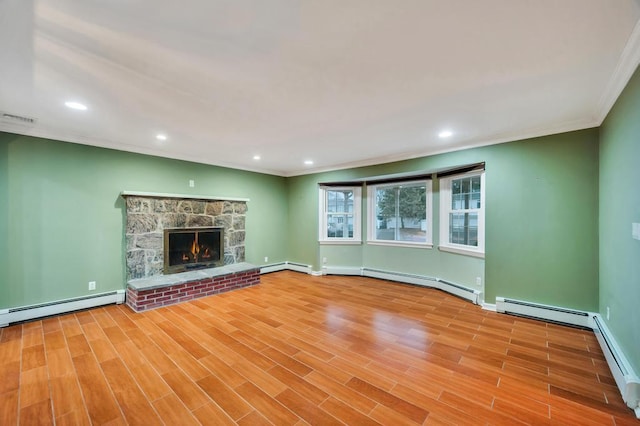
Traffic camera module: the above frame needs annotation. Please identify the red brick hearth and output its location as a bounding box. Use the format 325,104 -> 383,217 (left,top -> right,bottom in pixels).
126,263 -> 260,312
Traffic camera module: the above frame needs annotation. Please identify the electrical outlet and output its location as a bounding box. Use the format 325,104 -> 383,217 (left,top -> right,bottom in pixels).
476,276 -> 482,286
323,257 -> 327,264
264,256 -> 268,263
88,281 -> 96,291
606,306 -> 610,321
632,223 -> 640,240
189,179 -> 195,188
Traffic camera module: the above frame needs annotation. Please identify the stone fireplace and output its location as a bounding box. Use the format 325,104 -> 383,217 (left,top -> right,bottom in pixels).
121,192 -> 259,312
124,195 -> 247,280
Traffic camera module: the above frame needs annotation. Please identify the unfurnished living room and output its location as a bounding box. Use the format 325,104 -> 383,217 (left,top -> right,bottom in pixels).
1,1 -> 640,425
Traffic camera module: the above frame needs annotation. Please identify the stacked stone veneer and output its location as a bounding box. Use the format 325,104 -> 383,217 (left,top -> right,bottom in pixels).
124,196 -> 247,280
126,264 -> 260,312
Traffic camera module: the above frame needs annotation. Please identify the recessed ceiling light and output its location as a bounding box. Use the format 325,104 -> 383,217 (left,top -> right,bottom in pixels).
253,155 -> 261,160
65,101 -> 88,111
304,160 -> 314,165
156,134 -> 167,141
438,130 -> 453,138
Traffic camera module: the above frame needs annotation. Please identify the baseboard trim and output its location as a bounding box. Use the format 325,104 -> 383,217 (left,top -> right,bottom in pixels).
482,303 -> 497,312
0,290 -> 125,327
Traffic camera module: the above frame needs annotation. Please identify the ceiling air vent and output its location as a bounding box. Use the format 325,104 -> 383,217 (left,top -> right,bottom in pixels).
1,112 -> 37,126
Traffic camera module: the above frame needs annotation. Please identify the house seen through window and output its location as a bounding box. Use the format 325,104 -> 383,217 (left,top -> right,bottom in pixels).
319,186 -> 361,243
439,171 -> 485,256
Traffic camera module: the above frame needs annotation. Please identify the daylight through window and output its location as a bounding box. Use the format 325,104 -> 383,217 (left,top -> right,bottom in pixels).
439,171 -> 485,256
368,180 -> 432,246
318,186 -> 362,243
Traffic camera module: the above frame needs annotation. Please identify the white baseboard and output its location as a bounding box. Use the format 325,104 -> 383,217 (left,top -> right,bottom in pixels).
0,290 -> 125,327
482,303 -> 497,311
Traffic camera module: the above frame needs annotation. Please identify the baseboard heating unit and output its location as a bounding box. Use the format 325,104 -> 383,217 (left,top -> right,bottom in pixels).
495,297 -> 592,328
0,290 -> 126,327
360,267 -> 480,304
593,316 -> 640,417
260,261 -> 313,275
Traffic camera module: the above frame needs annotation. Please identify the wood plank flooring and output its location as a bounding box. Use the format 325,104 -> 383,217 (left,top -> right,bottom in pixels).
1,271 -> 638,425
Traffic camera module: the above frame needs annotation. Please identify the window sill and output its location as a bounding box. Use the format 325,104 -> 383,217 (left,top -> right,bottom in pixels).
319,240 -> 362,245
367,241 -> 433,249
438,245 -> 485,259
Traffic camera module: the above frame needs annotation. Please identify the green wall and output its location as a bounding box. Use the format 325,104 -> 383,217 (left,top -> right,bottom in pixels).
484,130 -> 599,308
599,65 -> 640,374
0,138 -> 8,307
288,128 -> 599,309
0,133 -> 288,309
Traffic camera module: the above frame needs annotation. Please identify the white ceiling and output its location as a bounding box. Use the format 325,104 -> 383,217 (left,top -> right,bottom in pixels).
1,1 -> 640,176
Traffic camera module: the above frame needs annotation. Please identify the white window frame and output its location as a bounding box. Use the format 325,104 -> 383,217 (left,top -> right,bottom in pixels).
367,180 -> 433,248
318,186 -> 362,244
439,171 -> 485,258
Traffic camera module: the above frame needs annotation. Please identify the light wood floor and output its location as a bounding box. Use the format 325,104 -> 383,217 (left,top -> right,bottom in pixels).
1,271 -> 637,425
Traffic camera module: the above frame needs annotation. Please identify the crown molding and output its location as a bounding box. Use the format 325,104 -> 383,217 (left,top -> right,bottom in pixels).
596,18 -> 640,124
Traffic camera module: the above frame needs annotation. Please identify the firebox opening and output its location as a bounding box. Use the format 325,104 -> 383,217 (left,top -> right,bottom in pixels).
164,227 -> 224,274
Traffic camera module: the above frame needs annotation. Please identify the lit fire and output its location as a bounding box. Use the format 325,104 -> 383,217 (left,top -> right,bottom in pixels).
181,239 -> 210,262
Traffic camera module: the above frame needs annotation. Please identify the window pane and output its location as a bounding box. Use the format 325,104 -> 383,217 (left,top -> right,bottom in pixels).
452,193 -> 464,210
327,190 -> 353,213
449,212 -> 478,246
461,178 -> 470,195
375,186 -> 396,240
327,191 -> 336,212
397,185 -> 426,242
374,183 -> 427,243
375,187 -> 396,219
451,179 -> 463,209
472,176 -> 481,193
470,176 -> 481,209
451,176 -> 481,210
327,214 -> 353,238
375,222 -> 395,240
